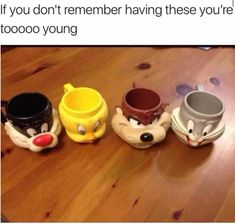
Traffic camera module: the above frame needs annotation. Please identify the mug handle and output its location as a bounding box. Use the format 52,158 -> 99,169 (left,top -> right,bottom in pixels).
1,100 -> 8,124
195,84 -> 204,91
64,83 -> 74,93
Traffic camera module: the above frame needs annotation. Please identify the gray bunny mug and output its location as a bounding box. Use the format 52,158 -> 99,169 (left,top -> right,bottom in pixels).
172,85 -> 225,147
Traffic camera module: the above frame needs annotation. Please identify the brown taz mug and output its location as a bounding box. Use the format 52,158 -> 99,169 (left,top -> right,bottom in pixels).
112,87 -> 171,149
121,88 -> 167,125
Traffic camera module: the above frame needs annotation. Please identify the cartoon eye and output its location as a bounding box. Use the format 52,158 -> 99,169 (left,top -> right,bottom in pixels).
187,120 -> 194,134
202,124 -> 213,136
41,123 -> 48,133
93,121 -> 100,132
26,128 -> 37,137
129,118 -> 145,129
77,125 -> 86,135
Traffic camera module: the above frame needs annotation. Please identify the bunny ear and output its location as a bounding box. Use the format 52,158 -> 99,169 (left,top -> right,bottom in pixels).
161,102 -> 169,112
115,106 -> 123,115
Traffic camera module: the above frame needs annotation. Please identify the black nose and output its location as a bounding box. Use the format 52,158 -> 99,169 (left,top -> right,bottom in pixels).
140,133 -> 153,142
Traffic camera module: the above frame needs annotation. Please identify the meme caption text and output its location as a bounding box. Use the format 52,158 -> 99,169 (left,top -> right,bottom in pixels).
1,1 -> 234,37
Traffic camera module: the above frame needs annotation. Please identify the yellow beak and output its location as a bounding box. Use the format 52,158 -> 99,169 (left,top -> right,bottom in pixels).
86,132 -> 95,141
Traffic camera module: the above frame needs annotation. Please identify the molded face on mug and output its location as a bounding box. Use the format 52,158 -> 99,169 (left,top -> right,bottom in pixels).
174,90 -> 225,147
59,84 -> 108,143
60,103 -> 108,143
171,107 -> 225,147
111,107 -> 171,149
4,109 -> 62,152
180,111 -> 221,138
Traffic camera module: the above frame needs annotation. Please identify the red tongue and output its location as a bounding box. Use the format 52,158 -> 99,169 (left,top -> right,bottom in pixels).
33,134 -> 53,146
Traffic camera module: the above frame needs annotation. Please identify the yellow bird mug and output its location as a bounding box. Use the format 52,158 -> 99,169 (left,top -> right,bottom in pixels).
59,83 -> 108,143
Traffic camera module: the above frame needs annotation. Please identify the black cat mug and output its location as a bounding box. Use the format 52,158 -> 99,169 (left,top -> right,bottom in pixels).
1,92 -> 62,152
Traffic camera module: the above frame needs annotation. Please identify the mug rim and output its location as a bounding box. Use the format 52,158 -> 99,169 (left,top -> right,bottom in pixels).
61,87 -> 103,115
6,92 -> 52,121
122,87 -> 162,113
183,90 -> 225,118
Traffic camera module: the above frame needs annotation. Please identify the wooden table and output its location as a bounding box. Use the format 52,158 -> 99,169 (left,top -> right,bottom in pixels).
1,47 -> 235,222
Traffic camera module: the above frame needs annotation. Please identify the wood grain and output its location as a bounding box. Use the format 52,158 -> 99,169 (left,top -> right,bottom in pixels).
1,47 -> 235,222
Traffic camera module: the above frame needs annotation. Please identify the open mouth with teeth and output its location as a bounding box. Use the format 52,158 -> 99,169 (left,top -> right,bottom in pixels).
185,135 -> 206,147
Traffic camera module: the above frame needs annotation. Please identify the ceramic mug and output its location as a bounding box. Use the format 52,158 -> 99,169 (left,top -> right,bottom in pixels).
59,83 -> 108,143
1,92 -> 62,152
171,85 -> 225,147
111,87 -> 171,149
180,87 -> 224,131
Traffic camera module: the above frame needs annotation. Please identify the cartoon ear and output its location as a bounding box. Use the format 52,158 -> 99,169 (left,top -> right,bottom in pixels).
157,112 -> 171,131
115,106 -> 123,115
161,103 -> 169,112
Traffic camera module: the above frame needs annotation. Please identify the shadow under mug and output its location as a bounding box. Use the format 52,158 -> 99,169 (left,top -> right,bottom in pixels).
180,89 -> 225,135
1,92 -> 61,152
121,87 -> 167,125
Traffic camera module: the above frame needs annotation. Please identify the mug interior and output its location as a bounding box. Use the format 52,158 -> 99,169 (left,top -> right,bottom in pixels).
64,88 -> 101,111
186,92 -> 223,115
8,93 -> 48,118
125,88 -> 160,110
